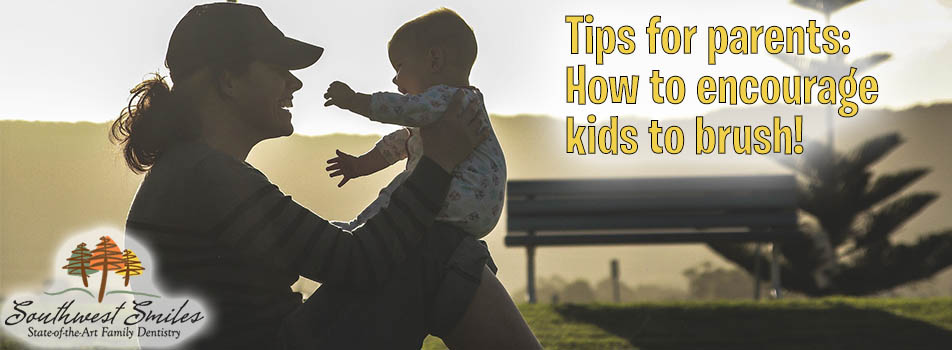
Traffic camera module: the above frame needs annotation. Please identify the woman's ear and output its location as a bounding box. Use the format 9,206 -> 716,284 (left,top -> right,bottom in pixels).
428,47 -> 445,72
216,68 -> 240,100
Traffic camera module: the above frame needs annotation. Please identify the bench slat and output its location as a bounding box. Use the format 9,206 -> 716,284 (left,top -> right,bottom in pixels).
508,192 -> 796,215
504,230 -> 801,246
507,175 -> 796,197
508,210 -> 797,231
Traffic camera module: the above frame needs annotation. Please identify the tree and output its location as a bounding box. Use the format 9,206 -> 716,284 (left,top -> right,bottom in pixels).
778,0 -> 890,146
115,249 -> 145,287
709,133 -> 952,296
791,0 -> 862,17
593,278 -> 688,302
90,236 -> 125,302
682,262 -> 765,300
561,279 -> 597,303
62,242 -> 97,287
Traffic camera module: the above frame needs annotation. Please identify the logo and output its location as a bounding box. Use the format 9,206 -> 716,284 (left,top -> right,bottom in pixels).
1,228 -> 210,348
60,236 -> 145,303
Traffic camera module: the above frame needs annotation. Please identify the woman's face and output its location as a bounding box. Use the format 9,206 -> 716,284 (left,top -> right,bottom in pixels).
228,61 -> 303,139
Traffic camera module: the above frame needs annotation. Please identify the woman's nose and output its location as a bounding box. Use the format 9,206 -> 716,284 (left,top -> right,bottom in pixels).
288,72 -> 303,92
391,76 -> 398,86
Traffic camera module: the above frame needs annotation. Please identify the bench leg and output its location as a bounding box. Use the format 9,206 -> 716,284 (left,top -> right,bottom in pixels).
753,243 -> 762,300
527,245 -> 536,304
610,259 -> 620,303
771,243 -> 783,299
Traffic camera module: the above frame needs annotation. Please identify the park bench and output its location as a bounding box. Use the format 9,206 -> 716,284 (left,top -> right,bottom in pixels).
504,175 -> 801,303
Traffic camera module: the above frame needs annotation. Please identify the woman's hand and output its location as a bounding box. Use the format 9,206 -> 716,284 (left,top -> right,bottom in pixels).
420,90 -> 489,173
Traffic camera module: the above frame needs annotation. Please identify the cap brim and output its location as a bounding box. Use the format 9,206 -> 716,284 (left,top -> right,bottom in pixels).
272,37 -> 323,70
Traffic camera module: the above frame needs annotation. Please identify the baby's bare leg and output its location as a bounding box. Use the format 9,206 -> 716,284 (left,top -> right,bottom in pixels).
442,266 -> 543,350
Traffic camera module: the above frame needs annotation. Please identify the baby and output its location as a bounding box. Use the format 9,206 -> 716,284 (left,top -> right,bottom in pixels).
323,8 -> 506,238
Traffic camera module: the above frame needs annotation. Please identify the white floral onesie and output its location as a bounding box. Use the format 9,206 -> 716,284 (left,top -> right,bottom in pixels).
332,85 -> 506,238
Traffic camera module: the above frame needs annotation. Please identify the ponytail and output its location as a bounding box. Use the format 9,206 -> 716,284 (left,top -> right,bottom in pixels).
110,73 -> 198,174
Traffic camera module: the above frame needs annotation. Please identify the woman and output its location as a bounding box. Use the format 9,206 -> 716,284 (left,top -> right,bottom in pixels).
110,3 -> 540,349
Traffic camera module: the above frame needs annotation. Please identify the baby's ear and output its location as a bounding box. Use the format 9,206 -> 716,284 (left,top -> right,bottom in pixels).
428,47 -> 445,72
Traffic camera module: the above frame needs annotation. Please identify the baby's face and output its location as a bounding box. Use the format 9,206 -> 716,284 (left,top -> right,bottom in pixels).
388,41 -> 430,95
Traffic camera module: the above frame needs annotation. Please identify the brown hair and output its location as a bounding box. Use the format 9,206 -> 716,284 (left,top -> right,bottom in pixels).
110,59 -> 253,174
391,8 -> 478,74
109,73 -> 196,174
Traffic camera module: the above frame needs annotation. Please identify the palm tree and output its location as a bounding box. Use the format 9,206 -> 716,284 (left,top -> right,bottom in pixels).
709,133 -> 952,296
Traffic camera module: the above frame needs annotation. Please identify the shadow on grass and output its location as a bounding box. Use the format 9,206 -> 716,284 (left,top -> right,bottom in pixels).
553,301 -> 952,350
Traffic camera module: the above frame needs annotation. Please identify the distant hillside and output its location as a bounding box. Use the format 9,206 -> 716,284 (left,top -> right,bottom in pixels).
3,103 -> 951,297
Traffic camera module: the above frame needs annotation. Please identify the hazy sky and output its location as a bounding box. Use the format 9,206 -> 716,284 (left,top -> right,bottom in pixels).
2,0 -> 950,136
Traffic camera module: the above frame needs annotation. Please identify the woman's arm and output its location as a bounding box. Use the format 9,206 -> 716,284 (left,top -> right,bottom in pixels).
202,155 -> 450,289
200,91 -> 485,290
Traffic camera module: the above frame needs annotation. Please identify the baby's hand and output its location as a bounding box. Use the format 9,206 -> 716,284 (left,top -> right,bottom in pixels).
324,81 -> 356,109
326,149 -> 364,187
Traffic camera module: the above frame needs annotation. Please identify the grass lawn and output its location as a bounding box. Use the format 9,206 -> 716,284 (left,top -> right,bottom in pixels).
422,297 -> 952,350
3,297 -> 949,349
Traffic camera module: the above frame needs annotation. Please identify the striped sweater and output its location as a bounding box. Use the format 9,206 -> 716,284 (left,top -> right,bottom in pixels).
125,140 -> 451,346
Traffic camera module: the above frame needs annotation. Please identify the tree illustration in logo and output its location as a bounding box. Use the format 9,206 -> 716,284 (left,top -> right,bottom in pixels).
89,236 -> 125,302
115,249 -> 145,286
62,242 -> 98,287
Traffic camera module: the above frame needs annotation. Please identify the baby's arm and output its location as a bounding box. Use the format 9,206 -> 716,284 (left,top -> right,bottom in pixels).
324,81 -> 372,118
367,88 -> 454,127
373,128 -> 411,165
325,129 -> 410,187
325,81 -> 462,127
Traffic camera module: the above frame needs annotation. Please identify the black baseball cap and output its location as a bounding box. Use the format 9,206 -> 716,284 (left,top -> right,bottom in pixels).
165,2 -> 323,78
